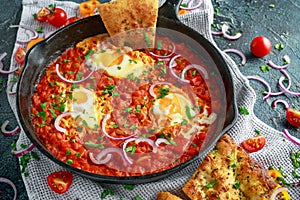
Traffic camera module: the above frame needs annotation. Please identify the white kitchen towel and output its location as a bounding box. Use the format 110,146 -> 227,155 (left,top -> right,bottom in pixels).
6,0 -> 300,199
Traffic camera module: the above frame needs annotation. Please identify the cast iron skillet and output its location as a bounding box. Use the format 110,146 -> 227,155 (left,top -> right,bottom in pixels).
17,0 -> 237,184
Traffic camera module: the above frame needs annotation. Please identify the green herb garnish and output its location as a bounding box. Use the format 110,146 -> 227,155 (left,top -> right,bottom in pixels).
84,141 -> 104,149
157,87 -> 170,99
239,106 -> 249,115
204,179 -> 218,188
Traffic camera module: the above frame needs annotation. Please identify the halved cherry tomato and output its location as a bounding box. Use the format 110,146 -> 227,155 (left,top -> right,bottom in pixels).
64,16 -> 82,26
47,171 -> 73,194
286,108 -> 300,127
14,46 -> 26,64
34,7 -> 50,22
47,7 -> 67,28
241,134 -> 266,153
250,36 -> 272,57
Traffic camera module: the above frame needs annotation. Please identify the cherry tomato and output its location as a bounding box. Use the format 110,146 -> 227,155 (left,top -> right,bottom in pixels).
47,171 -> 73,194
64,16 -> 81,26
34,7 -> 50,22
47,7 -> 67,28
241,134 -> 266,153
286,108 -> 300,127
250,36 -> 272,57
14,46 -> 26,64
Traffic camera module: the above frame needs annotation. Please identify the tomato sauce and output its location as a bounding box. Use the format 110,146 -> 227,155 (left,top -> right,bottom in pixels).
31,34 -> 223,176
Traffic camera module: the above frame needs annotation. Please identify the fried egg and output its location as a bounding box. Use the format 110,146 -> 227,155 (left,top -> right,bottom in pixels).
152,92 -> 197,127
85,49 -> 147,79
68,87 -> 100,129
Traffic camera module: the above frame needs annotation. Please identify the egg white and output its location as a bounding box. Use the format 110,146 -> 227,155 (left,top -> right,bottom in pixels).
152,92 -> 196,126
68,87 -> 100,129
86,49 -> 146,79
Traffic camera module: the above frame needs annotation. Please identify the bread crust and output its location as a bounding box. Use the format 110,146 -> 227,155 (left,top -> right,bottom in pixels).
182,134 -> 277,200
157,192 -> 183,200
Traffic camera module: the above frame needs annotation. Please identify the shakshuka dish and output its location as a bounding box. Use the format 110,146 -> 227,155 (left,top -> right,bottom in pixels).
30,33 -> 225,176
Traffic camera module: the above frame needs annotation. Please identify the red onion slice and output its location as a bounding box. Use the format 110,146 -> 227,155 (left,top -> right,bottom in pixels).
54,112 -> 76,133
12,143 -> 35,157
149,81 -> 172,98
168,54 -> 191,84
135,137 -> 157,153
246,75 -> 272,100
10,25 -> 39,44
155,138 -> 169,147
0,52 -> 7,61
271,99 -> 290,109
282,129 -> 300,146
223,48 -> 246,66
264,69 -> 291,97
149,42 -> 176,59
267,55 -> 290,70
211,30 -> 223,36
181,64 -> 209,83
279,76 -> 300,96
0,52 -> 20,74
89,152 -> 112,165
1,120 -> 21,137
6,82 -> 17,95
180,0 -> 203,11
122,138 -> 136,165
0,177 -> 17,200
122,137 -> 156,164
0,62 -> 20,74
102,114 -> 137,140
56,63 -> 95,84
221,24 -> 242,40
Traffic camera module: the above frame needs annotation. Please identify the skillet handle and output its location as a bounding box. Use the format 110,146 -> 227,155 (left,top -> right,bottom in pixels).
159,0 -> 183,21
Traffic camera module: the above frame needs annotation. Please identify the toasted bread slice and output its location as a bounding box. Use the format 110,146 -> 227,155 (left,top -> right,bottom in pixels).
97,0 -> 158,36
157,192 -> 183,200
182,134 -> 278,200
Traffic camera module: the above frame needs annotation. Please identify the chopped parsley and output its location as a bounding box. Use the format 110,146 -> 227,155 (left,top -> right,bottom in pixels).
127,73 -> 134,80
157,87 -> 170,99
185,106 -> 195,119
181,119 -> 188,125
238,106 -> 249,115
101,189 -> 115,199
129,59 -> 137,64
136,105 -> 141,113
269,4 -> 275,8
84,141 -> 104,149
143,31 -> 151,47
130,124 -> 138,130
124,184 -> 134,190
254,129 -> 261,134
66,159 -> 73,165
204,179 -> 218,188
123,107 -> 133,113
35,26 -> 43,33
84,49 -> 94,59
260,65 -> 271,73
125,145 -> 136,155
160,66 -> 167,76
233,181 -> 241,189
157,40 -> 162,50
275,43 -> 284,51
66,150 -> 71,156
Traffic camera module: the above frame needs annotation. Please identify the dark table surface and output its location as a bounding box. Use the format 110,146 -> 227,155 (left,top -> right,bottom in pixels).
1,0 -> 300,199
